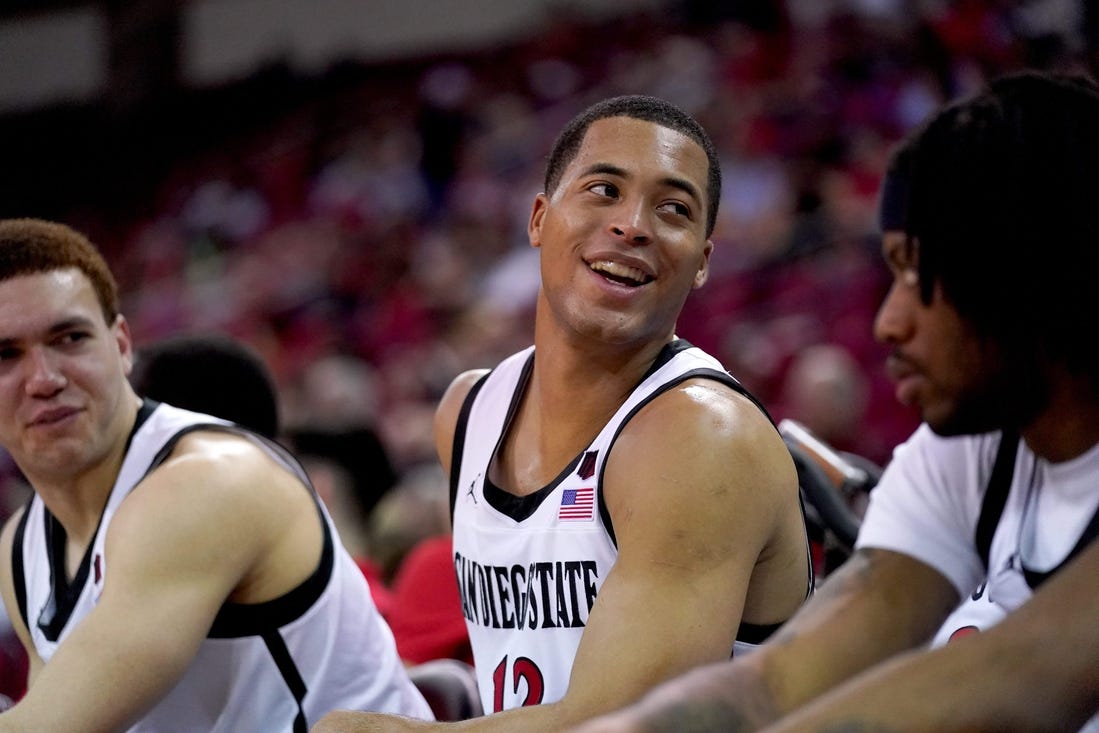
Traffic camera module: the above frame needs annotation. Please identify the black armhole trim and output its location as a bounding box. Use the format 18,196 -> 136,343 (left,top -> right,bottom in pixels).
449,372 -> 491,524
11,497 -> 32,631
735,619 -> 782,645
656,340 -> 777,424
262,630 -> 309,733
597,364 -> 764,549
976,431 -> 1019,571
141,420 -> 335,638
208,501 -> 334,638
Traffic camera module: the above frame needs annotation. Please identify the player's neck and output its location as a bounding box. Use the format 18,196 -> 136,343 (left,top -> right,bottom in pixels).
532,339 -> 664,415
1022,370 -> 1099,463
31,407 -> 136,546
533,315 -> 670,395
35,464 -> 118,545
494,336 -> 664,495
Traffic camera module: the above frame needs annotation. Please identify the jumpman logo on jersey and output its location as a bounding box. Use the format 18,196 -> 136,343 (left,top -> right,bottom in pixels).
467,474 -> 481,503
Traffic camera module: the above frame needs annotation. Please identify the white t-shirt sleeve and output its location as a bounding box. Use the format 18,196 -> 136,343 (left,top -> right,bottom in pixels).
855,424 -> 990,597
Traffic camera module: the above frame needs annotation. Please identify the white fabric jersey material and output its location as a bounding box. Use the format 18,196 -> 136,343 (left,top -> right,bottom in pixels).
13,401 -> 432,732
451,342 -> 772,714
857,424 -> 1099,731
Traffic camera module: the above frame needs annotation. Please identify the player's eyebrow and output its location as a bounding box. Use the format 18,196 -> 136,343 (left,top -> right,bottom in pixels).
0,316 -> 97,348
579,162 -> 703,206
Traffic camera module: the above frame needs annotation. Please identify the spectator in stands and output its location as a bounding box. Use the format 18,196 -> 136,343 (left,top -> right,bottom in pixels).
778,342 -> 869,457
369,463 -> 471,667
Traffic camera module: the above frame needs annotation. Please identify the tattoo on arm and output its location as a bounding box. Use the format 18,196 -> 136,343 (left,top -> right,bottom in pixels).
641,700 -> 762,733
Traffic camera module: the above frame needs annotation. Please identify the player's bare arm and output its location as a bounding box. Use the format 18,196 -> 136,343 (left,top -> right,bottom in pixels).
0,431 -> 322,732
575,548 -> 959,733
314,378 -> 804,733
558,380 -> 802,709
752,540 -> 1099,733
434,369 -> 491,476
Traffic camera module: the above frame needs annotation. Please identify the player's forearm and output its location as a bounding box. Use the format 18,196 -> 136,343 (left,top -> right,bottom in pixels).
760,637 -> 1094,733
314,701 -> 577,733
1,619 -> 199,733
569,656 -> 783,733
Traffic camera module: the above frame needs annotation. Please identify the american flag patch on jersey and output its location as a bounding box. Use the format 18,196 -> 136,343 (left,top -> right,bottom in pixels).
558,487 -> 595,521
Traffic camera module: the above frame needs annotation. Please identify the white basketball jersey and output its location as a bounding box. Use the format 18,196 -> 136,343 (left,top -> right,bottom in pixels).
450,341 -> 776,714
859,426 -> 1099,732
12,400 -> 431,732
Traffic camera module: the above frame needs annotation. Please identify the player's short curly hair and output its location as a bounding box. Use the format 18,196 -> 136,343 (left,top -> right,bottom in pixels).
884,70 -> 1099,386
543,95 -> 722,237
0,218 -> 120,324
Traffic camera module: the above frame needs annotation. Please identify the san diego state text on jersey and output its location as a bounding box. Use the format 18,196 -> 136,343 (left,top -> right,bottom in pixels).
455,552 -> 600,630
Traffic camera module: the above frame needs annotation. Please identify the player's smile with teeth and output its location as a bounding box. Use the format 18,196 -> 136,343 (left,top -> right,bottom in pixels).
588,260 -> 653,286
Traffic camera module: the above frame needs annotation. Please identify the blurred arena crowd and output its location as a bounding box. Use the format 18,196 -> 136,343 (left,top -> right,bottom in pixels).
0,0 -> 1094,696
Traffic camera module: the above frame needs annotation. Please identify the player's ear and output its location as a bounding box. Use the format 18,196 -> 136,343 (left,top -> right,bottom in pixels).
113,314 -> 135,376
528,193 -> 549,250
692,239 -> 714,289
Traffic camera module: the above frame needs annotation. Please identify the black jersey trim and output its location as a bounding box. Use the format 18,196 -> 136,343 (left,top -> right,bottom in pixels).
974,429 -> 1099,589
449,372 -> 491,524
483,452 -> 585,521
12,496 -> 32,631
262,629 -> 309,733
141,416 -> 336,638
595,343 -> 810,643
208,505 -> 334,637
734,619 -> 782,645
480,353 -> 570,522
976,431 -> 1019,571
30,400 -> 158,642
35,510 -> 95,641
640,338 -> 693,380
596,352 -> 766,548
1021,490 -> 1099,589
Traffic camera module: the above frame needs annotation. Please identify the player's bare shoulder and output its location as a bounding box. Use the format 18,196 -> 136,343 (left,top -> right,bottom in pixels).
162,429 -> 283,486
121,428 -> 309,535
436,369 -> 491,422
0,502 -> 27,587
435,368 -> 491,471
606,375 -> 797,525
634,376 -> 791,469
